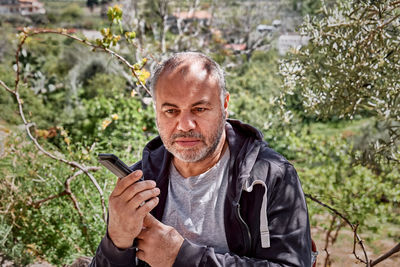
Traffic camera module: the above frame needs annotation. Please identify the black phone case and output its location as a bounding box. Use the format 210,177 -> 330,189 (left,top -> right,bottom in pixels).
98,153 -> 132,178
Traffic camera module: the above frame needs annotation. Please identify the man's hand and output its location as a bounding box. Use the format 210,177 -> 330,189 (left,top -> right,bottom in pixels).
136,214 -> 184,267
108,170 -> 160,249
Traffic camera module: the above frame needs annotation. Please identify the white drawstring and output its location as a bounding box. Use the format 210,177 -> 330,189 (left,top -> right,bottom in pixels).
242,180 -> 270,248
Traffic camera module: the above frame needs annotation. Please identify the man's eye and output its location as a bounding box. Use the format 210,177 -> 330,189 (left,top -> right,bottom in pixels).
165,109 -> 177,114
194,107 -> 206,113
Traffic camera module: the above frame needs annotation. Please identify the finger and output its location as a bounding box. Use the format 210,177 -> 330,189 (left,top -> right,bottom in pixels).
120,182 -> 159,203
143,213 -> 159,227
111,170 -> 153,197
136,197 -> 159,217
111,170 -> 143,197
125,187 -> 160,208
136,227 -> 150,240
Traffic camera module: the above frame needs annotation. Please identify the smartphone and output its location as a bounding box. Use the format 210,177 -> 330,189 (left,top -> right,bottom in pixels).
98,153 -> 133,178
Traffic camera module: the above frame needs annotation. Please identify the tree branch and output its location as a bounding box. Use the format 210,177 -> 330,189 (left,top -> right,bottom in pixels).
305,193 -> 369,265
31,167 -> 100,209
1,37 -> 108,222
352,224 -> 369,265
371,242 -> 400,266
323,215 -> 336,267
23,28 -> 151,96
0,80 -> 15,94
14,33 -> 28,92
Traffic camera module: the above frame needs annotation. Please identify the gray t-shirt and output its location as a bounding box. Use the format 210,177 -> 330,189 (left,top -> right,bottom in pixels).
162,148 -> 230,254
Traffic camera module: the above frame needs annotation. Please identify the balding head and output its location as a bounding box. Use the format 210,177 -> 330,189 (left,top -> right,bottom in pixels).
150,52 -> 227,106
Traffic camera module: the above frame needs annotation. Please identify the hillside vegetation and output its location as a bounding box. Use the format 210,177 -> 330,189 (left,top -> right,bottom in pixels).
0,0 -> 399,266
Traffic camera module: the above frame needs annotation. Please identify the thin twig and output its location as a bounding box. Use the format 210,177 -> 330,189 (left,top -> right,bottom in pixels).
352,224 -> 369,265
1,67 -> 107,223
331,220 -> 346,244
30,167 -> 100,250
305,194 -> 353,226
14,34 -> 28,92
0,80 -> 14,94
31,191 -> 68,208
305,194 -> 369,264
370,242 -> 400,266
24,29 -> 151,96
323,215 -> 336,267
31,167 -> 100,209
324,248 -> 331,267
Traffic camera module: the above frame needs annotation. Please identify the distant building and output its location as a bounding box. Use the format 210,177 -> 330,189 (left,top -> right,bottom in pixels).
277,34 -> 309,55
272,20 -> 281,27
257,25 -> 275,33
173,10 -> 211,22
167,10 -> 212,33
0,0 -> 45,15
224,43 -> 246,52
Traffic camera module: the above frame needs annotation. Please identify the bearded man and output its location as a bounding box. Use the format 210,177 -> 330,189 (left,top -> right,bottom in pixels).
90,52 -> 312,267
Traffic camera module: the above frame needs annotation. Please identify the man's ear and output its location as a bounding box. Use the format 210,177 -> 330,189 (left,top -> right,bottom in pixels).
224,92 -> 230,118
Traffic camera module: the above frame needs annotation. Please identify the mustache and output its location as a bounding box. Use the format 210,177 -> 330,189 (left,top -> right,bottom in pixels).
171,131 -> 204,140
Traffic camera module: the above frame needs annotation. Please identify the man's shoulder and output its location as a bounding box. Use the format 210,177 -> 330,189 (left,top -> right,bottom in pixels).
257,142 -> 290,166
252,141 -> 295,178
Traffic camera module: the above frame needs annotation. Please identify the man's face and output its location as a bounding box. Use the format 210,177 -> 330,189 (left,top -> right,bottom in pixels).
154,61 -> 229,163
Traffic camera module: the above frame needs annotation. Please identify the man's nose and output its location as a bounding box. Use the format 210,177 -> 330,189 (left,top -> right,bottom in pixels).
176,112 -> 196,132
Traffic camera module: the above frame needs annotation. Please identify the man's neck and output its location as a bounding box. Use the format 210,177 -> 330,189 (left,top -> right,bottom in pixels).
172,134 -> 228,178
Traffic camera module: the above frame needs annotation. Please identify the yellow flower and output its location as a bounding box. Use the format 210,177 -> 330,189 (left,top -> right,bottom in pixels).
64,137 -> 71,145
136,69 -> 150,84
101,118 -> 112,130
111,114 -> 119,120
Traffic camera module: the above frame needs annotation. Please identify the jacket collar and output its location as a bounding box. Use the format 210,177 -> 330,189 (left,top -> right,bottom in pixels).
142,119 -> 265,219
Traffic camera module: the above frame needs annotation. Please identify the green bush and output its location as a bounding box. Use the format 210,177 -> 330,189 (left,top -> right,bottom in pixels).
0,132 -> 102,265
288,128 -> 400,234
62,93 -> 157,153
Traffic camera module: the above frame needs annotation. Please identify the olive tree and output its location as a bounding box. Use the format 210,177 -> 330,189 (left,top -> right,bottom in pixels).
280,0 -> 400,265
280,0 -> 400,166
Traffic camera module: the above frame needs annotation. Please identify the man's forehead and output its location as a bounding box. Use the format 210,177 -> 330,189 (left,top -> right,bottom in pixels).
161,99 -> 213,108
160,59 -> 214,82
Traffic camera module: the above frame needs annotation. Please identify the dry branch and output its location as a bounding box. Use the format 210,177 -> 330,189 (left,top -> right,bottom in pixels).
323,215 -> 336,267
371,242 -> 400,266
24,28 -> 151,96
307,193 -> 400,266
305,193 -> 369,265
0,26 -> 157,226
31,167 -> 101,209
0,79 -> 107,223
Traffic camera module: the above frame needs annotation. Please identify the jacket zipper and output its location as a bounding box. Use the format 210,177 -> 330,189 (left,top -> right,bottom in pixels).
236,202 -> 252,254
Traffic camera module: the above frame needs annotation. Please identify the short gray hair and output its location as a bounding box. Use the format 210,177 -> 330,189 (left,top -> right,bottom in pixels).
149,52 -> 227,105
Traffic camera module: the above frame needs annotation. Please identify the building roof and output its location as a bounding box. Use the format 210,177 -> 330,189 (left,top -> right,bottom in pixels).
173,10 -> 211,20
224,43 -> 247,51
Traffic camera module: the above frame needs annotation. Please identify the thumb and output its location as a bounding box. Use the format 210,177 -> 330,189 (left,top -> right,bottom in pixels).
143,213 -> 159,227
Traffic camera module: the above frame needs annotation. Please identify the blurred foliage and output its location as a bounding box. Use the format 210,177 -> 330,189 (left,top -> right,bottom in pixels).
280,0 -> 400,164
289,128 -> 400,230
61,4 -> 84,23
0,1 -> 399,265
64,93 -> 157,152
0,132 -> 102,265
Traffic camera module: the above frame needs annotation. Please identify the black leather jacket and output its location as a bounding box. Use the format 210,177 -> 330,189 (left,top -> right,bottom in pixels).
90,119 -> 312,266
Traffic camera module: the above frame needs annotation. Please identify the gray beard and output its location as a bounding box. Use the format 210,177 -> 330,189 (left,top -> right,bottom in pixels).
157,116 -> 226,163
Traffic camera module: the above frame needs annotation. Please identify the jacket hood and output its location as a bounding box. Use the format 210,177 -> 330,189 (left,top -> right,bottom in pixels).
224,119 -> 265,199
141,118 -> 264,183
139,119 -> 267,222
140,119 -> 273,249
